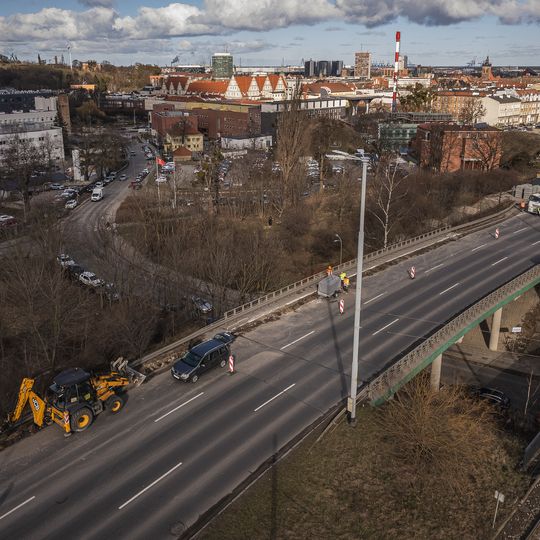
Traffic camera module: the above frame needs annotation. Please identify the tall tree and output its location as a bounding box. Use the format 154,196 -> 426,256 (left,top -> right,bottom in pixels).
274,85 -> 311,213
0,134 -> 46,220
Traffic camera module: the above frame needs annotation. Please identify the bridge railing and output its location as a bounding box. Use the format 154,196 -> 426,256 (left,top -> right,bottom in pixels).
367,265 -> 540,405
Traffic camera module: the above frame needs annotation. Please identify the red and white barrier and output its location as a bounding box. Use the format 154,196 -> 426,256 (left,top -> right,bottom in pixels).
495,228 -> 500,239
228,354 -> 235,374
409,266 -> 416,279
339,299 -> 344,314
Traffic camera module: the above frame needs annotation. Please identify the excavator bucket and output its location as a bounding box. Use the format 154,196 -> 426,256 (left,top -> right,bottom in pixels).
111,357 -> 146,387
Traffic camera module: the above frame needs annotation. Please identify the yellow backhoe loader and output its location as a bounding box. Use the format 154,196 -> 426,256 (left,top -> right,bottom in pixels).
7,359 -> 145,435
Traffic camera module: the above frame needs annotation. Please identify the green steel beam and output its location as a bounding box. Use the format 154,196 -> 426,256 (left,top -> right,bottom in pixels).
370,275 -> 540,406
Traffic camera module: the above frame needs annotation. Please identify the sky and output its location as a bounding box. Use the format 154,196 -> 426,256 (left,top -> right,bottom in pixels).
1,1 -> 539,67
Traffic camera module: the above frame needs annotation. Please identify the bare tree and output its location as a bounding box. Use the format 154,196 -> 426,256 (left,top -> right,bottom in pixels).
367,154 -> 409,249
458,98 -> 486,125
0,134 -> 46,220
274,85 -> 311,213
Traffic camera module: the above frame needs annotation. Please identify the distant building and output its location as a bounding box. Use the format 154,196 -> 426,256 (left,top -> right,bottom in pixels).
481,94 -> 521,126
354,52 -> 371,79
0,88 -> 55,113
212,53 -> 233,79
378,112 -> 452,151
331,60 -> 344,77
481,56 -> 493,81
304,59 -> 344,78
413,123 -> 502,173
0,123 -> 65,164
304,59 -> 316,77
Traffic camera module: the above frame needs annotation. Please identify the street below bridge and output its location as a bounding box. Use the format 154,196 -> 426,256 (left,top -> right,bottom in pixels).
1,212 -> 539,538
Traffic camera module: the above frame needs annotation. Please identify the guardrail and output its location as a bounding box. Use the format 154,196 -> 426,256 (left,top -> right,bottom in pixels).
133,202 -> 515,371
223,202 -> 515,320
368,265 -> 540,405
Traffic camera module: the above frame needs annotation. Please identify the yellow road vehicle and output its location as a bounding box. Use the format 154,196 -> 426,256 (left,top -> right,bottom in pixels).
7,360 -> 141,435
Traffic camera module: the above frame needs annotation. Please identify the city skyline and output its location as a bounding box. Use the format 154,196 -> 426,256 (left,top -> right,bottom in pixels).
1,1 -> 540,67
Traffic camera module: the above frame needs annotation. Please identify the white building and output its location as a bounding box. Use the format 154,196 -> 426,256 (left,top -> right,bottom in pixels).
481,95 -> 521,126
0,95 -> 58,129
0,124 -> 65,163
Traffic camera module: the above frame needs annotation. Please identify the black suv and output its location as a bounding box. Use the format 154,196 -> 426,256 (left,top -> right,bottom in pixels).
171,332 -> 235,383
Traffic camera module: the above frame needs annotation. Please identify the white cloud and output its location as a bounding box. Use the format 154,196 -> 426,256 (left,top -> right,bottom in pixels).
113,3 -> 211,38
199,0 -> 339,30
0,7 -> 116,42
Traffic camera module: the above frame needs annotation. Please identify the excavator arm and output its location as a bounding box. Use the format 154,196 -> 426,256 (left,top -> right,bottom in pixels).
9,378 -> 46,426
9,378 -> 70,433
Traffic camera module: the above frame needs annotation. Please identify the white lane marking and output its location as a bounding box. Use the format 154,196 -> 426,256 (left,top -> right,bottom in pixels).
491,256 -> 508,267
118,461 -> 183,510
364,292 -> 384,305
254,383 -> 296,412
425,263 -> 444,274
372,318 -> 399,336
280,331 -> 315,350
513,227 -> 528,234
471,243 -> 487,252
0,496 -> 36,521
439,283 -> 460,296
532,240 -> 540,246
154,392 -> 204,423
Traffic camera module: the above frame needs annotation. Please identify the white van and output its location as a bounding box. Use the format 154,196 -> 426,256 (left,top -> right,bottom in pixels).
91,187 -> 104,202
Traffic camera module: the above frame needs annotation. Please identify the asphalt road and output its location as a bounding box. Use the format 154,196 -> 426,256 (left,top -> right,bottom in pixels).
62,145 -> 148,287
1,212 -> 540,538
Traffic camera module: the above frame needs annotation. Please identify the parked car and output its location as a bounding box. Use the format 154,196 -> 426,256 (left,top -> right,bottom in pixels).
94,181 -> 104,189
66,263 -> 84,280
171,335 -> 232,382
0,214 -> 17,227
61,189 -> 77,198
191,295 -> 213,314
472,387 -> 510,408
129,151 -> 136,156
84,182 -> 97,193
79,271 -> 105,288
119,174 -> 127,181
129,181 -> 142,190
155,175 -> 168,183
57,253 -> 75,267
99,282 -> 120,302
65,199 -> 78,209
49,183 -> 65,190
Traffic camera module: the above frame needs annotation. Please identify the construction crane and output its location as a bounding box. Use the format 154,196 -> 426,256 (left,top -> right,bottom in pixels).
6,359 -> 144,435
467,57 -> 477,68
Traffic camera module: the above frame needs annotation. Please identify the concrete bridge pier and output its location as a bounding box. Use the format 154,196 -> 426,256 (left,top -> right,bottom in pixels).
430,354 -> 442,391
489,307 -> 503,351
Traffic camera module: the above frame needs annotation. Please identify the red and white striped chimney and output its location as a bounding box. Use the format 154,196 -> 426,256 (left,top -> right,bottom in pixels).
392,31 -> 400,113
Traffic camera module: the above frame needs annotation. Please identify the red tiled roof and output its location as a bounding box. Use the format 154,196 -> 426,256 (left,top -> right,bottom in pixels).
185,80 -> 229,95
173,146 -> 192,157
302,82 -> 355,94
255,75 -> 266,90
232,76 -> 253,95
267,74 -> 283,90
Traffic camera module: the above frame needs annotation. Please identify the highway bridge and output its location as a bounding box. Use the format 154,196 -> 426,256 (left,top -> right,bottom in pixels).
0,211 -> 539,539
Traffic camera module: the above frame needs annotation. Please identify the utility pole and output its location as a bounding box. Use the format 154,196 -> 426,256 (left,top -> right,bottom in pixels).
347,159 -> 368,425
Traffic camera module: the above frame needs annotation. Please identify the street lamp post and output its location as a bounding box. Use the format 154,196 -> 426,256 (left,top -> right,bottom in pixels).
348,159 -> 368,425
334,233 -> 343,266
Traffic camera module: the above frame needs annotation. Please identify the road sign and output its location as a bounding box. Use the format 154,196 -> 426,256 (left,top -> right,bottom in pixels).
228,354 -> 235,374
409,266 -> 416,279
495,227 -> 500,239
511,326 -> 522,333
339,299 -> 344,314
